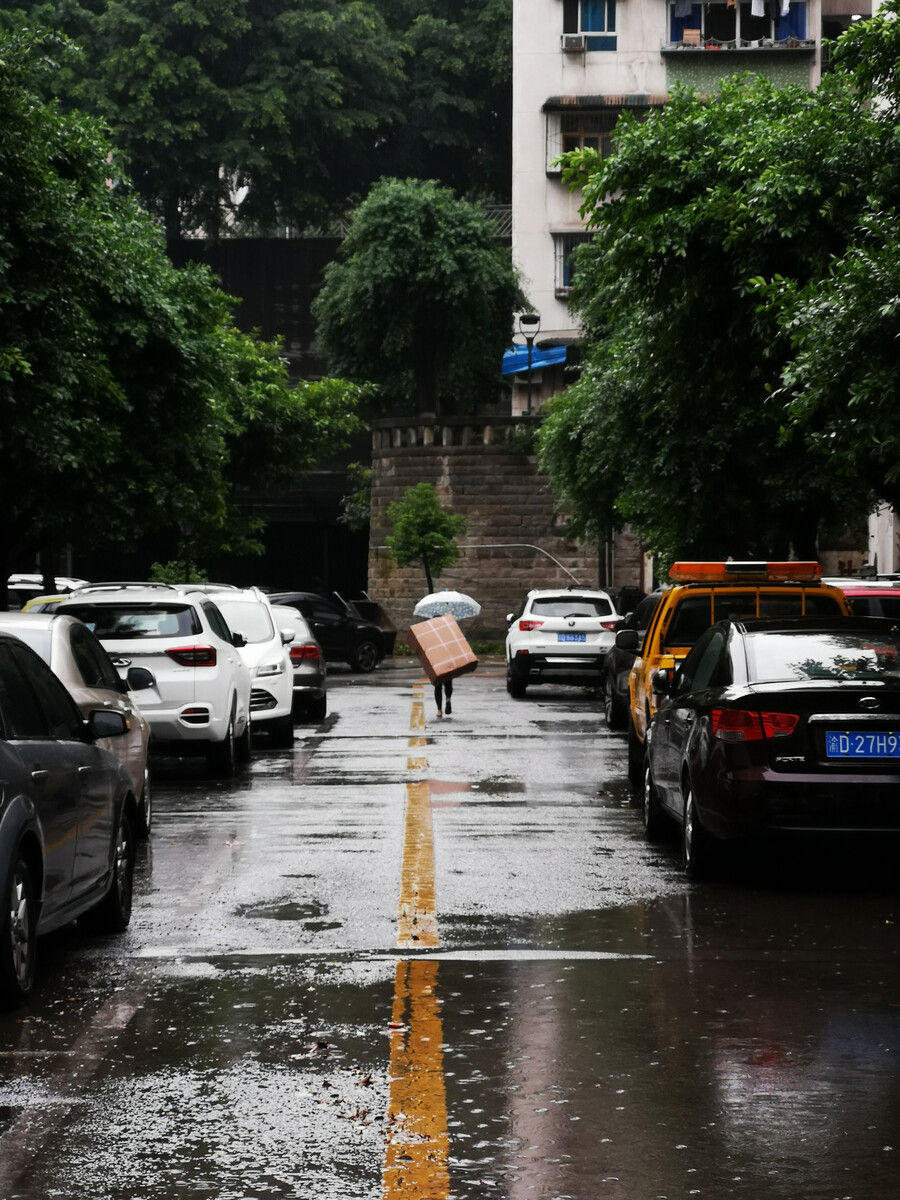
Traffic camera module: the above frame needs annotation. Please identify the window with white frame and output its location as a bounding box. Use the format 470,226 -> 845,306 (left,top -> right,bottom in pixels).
554,233 -> 594,296
563,0 -> 617,51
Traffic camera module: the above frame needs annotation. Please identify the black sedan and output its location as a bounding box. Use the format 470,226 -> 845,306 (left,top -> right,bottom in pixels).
642,617 -> 900,877
0,632 -> 137,1006
604,591 -> 661,729
267,592 -> 384,673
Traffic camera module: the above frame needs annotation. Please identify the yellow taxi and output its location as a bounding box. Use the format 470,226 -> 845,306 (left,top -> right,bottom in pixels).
619,561 -> 852,775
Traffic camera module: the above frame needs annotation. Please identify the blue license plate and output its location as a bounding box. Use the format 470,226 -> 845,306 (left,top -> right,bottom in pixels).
826,731 -> 900,758
557,633 -> 586,643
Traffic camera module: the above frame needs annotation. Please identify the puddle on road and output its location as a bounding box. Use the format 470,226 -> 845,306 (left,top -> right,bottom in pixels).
237,901 -> 328,922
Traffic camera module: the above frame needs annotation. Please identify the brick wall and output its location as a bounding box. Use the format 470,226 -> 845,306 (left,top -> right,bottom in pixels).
368,417 -> 608,640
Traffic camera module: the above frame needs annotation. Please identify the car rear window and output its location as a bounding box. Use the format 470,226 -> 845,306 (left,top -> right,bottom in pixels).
847,594 -> 900,619
664,589 -> 845,650
530,597 -> 613,618
214,600 -> 275,644
745,630 -> 900,683
62,603 -> 201,639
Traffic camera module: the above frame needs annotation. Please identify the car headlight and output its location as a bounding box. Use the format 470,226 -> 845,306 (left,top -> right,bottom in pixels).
256,660 -> 285,677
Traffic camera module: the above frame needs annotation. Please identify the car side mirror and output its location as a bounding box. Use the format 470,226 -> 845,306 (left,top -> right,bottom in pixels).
651,668 -> 672,696
280,628 -> 295,645
506,613 -> 514,624
88,709 -> 128,739
126,666 -> 155,691
232,632 -> 247,648
615,628 -> 640,651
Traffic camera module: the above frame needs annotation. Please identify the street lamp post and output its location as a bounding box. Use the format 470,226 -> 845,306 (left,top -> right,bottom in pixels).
517,312 -> 541,415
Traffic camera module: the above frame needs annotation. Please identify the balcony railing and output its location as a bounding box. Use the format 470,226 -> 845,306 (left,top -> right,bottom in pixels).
662,35 -> 816,50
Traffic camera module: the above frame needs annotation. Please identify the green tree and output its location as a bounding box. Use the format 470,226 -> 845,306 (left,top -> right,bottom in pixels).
0,23 -> 361,592
539,73 -> 880,563
313,177 -> 524,416
9,0 -> 405,238
385,482 -> 467,592
759,1 -> 900,512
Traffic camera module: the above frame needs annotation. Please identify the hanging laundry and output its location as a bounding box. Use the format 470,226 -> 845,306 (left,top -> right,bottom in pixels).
781,0 -> 791,14
674,0 -> 693,17
751,0 -> 765,15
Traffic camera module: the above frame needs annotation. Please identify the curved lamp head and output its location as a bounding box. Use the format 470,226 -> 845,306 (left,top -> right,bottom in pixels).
517,312 -> 541,341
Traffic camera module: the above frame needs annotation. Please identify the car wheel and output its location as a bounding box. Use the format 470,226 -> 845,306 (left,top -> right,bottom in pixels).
136,764 -> 152,839
236,720 -> 252,764
604,676 -> 627,731
506,668 -> 527,699
208,712 -> 237,778
0,856 -> 37,1009
682,780 -> 716,880
642,757 -> 667,841
83,806 -> 135,933
309,695 -> 327,721
267,714 -> 294,749
351,640 -> 380,673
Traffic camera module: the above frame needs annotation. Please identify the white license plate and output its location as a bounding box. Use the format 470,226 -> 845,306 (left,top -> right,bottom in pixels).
557,633 -> 586,643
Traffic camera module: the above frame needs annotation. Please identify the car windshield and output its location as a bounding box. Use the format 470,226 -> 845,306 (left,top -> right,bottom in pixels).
745,631 -> 900,683
62,603 -> 200,639
530,597 -> 613,618
215,601 -> 275,644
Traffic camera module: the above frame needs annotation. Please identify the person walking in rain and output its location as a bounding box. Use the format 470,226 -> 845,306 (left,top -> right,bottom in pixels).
434,678 -> 453,718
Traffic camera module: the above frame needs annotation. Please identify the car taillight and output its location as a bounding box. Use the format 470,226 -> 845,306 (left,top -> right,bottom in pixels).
166,645 -> 217,667
712,709 -> 764,742
519,619 -> 543,631
760,711 -> 799,738
290,643 -> 321,662
600,620 -> 618,631
712,709 -> 799,741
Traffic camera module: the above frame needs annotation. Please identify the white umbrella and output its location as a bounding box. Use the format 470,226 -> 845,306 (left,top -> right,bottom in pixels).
413,589 -> 481,620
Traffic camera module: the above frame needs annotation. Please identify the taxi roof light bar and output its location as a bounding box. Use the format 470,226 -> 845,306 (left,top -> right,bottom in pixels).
669,561 -> 822,584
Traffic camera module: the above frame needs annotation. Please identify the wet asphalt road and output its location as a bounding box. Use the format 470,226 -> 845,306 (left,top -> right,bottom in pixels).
0,659 -> 898,1199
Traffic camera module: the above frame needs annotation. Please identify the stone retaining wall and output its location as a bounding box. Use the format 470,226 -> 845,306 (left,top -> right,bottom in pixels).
368,417 -> 614,640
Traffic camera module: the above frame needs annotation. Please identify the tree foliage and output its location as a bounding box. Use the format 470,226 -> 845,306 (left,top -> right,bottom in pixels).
539,69 -> 888,564
0,23 -> 362,582
7,0 -> 511,238
385,482 -> 467,593
313,177 -> 524,415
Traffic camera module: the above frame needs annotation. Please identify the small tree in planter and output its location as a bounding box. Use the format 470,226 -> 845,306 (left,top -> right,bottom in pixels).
385,483 -> 467,593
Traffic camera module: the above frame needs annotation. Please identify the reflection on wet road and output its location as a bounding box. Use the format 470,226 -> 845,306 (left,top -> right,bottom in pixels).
0,662 -> 897,1198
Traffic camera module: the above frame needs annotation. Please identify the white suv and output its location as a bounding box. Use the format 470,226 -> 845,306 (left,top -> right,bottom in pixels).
58,584 -> 252,777
208,588 -> 295,748
505,587 -> 620,699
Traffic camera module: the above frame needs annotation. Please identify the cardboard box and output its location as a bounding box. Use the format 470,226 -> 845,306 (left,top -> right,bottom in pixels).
407,614 -> 479,684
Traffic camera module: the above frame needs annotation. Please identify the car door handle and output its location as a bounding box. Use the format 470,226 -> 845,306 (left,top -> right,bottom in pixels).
78,766 -> 93,776
685,714 -> 694,724
31,769 -> 49,783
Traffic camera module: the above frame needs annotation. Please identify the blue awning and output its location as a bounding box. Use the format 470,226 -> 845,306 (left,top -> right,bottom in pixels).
501,344 -> 568,376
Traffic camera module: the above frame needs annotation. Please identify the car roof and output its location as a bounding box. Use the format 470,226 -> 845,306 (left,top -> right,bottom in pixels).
726,616 -> 900,635
62,584 -> 207,603
0,612 -> 70,633
526,586 -> 612,597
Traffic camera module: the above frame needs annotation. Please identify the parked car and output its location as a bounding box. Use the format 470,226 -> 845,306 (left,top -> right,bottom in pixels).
57,584 -> 251,777
642,616 -> 900,878
602,592 -> 662,730
505,586 -> 619,698
619,561 -> 851,778
267,591 -> 384,673
270,604 -> 327,721
825,579 -> 900,619
0,630 -> 137,1007
7,574 -> 89,611
21,595 -> 67,613
210,589 -> 295,747
0,613 -> 153,836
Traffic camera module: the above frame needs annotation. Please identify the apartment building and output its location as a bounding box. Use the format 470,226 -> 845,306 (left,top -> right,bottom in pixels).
510,0 -> 872,414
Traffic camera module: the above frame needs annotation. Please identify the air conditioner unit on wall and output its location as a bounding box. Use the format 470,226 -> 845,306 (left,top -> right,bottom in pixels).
561,33 -> 586,52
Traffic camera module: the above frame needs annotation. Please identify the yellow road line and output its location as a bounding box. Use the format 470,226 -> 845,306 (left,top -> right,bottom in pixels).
382,960 -> 450,1199
397,781 -> 439,948
382,683 -> 450,1200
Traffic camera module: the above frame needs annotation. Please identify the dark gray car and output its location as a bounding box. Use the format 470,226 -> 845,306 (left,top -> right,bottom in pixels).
0,632 -> 137,1007
268,592 -> 384,674
603,591 -> 662,730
